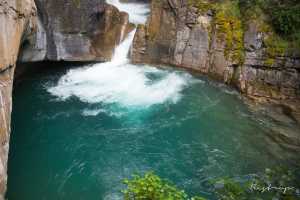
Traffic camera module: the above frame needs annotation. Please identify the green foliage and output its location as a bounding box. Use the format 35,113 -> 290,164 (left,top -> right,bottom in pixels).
271,6 -> 300,36
188,0 -> 300,62
188,0 -> 245,64
264,34 -> 289,66
260,0 -> 300,37
122,172 -> 206,200
237,0 -> 300,36
188,0 -> 213,14
213,167 -> 300,200
123,168 -> 299,200
214,178 -> 248,200
250,167 -> 299,200
213,1 -> 245,64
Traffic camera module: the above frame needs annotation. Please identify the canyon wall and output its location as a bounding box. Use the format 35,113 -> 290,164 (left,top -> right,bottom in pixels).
0,0 -> 134,198
132,0 -> 300,120
19,0 -> 134,62
0,0 -> 299,198
0,0 -> 37,199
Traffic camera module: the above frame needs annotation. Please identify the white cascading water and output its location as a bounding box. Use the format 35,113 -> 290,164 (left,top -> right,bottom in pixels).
106,0 -> 150,24
48,0 -> 194,115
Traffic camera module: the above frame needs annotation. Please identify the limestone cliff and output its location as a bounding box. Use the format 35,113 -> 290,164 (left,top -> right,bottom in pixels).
0,0 -> 37,199
19,0 -> 134,62
132,0 -> 300,120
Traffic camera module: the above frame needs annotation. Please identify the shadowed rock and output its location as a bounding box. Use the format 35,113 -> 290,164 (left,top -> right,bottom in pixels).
19,0 -> 135,62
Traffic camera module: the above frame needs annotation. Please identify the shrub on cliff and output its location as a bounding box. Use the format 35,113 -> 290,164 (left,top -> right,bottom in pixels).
263,0 -> 300,37
189,0 -> 300,66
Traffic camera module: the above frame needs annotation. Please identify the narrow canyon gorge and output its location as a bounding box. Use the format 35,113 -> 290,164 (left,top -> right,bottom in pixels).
0,0 -> 299,199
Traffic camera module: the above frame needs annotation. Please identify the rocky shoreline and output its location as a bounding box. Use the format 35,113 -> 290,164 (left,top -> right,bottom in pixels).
131,0 -> 300,122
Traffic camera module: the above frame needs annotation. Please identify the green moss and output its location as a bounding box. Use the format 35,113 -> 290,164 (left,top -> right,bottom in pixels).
264,58 -> 275,66
188,0 -> 214,14
260,23 -> 289,66
214,1 -> 245,64
264,41 -> 288,66
188,0 -> 300,65
265,35 -> 288,56
188,1 -> 245,64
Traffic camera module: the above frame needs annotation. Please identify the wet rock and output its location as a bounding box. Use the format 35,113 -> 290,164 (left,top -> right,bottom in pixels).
132,0 -> 300,117
131,0 -> 177,64
19,0 -> 134,62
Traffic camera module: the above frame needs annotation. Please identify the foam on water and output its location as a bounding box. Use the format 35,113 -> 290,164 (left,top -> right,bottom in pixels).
48,62 -> 190,108
47,0 -> 194,114
48,30 -> 192,109
82,109 -> 106,117
106,0 -> 150,24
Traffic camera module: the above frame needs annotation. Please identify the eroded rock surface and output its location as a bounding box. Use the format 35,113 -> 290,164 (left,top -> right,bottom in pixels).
132,0 -> 300,120
19,0 -> 134,62
0,0 -> 37,198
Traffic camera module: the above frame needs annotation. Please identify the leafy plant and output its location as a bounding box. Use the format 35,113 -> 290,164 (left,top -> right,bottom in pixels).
122,168 -> 299,200
122,172 -> 206,200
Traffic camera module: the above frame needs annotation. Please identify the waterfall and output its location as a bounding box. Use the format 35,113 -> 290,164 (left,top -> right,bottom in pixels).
48,0 -> 193,114
106,0 -> 150,24
107,0 -> 147,64
111,29 -> 136,66
105,0 -> 148,64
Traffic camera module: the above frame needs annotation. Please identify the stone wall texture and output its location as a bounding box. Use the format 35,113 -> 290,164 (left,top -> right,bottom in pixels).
0,0 -> 300,198
131,0 -> 300,121
0,0 -> 37,199
0,0 -> 135,197
19,0 -> 134,62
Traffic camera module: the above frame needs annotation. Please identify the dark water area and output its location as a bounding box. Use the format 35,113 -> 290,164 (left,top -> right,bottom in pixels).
7,62 -> 299,200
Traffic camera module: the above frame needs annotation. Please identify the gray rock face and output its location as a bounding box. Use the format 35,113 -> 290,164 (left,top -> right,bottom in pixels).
132,0 -> 177,65
132,0 -> 300,119
238,22 -> 300,112
20,0 -> 134,62
132,0 -> 236,80
18,17 -> 47,61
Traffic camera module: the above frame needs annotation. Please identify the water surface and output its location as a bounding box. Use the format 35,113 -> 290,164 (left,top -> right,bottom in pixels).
7,0 -> 299,199
7,61 -> 298,200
